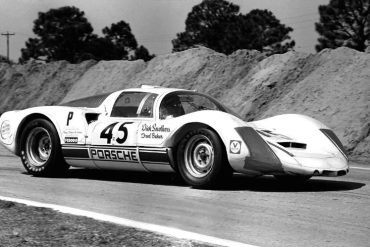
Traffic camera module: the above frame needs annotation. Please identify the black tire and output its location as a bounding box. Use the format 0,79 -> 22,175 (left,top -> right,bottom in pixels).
177,128 -> 231,188
19,118 -> 69,176
274,175 -> 312,184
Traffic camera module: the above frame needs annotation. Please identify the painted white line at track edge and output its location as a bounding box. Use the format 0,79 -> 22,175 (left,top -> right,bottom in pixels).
0,195 -> 259,247
351,166 -> 370,171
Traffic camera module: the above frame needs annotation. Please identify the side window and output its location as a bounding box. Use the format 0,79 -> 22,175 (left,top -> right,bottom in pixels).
159,93 -> 222,120
159,94 -> 185,120
111,92 -> 158,118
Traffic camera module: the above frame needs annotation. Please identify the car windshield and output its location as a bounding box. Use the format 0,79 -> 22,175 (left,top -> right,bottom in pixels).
159,92 -> 229,120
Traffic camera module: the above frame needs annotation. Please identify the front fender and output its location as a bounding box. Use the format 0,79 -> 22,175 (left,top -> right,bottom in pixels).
250,114 -> 347,159
159,110 -> 252,173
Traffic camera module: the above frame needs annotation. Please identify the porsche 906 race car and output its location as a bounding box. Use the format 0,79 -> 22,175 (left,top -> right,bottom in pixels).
0,85 -> 348,188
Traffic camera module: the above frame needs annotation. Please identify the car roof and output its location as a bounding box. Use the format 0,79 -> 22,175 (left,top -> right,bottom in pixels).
117,85 -> 194,96
60,86 -> 197,110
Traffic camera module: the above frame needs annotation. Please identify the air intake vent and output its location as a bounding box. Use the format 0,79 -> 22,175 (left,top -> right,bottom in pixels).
85,113 -> 100,124
278,142 -> 307,149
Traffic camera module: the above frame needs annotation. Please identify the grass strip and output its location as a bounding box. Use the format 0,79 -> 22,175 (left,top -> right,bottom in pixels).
0,200 -> 216,247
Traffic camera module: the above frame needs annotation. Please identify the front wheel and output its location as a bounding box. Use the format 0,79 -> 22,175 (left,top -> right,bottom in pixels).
20,118 -> 69,176
177,128 -> 232,188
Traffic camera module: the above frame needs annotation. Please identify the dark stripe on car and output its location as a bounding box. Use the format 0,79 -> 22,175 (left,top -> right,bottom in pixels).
235,127 -> 283,173
62,148 -> 90,158
139,150 -> 169,164
320,129 -> 347,159
62,145 -> 170,165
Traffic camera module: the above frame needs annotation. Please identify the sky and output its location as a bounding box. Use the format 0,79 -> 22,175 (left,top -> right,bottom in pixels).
0,0 -> 329,62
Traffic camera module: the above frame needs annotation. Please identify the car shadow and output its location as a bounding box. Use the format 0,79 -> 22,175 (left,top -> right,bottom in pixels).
63,169 -> 365,192
65,168 -> 187,187
221,174 -> 365,192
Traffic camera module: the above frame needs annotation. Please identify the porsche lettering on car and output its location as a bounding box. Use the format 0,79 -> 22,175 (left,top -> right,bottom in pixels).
0,85 -> 349,188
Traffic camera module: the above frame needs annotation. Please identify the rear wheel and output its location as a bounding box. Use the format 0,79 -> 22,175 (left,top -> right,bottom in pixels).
20,118 -> 69,176
177,128 -> 232,188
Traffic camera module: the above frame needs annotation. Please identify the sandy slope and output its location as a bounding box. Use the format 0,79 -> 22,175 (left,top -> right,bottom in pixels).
0,47 -> 368,160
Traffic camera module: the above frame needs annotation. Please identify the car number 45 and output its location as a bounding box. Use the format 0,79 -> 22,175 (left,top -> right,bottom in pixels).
100,122 -> 133,144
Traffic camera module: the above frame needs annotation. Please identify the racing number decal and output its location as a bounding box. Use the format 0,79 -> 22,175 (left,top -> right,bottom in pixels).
67,112 -> 74,126
100,122 -> 134,144
116,122 -> 133,144
100,122 -> 117,144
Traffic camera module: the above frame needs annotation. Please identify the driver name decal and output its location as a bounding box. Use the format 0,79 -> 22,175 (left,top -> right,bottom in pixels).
90,148 -> 138,162
141,123 -> 170,139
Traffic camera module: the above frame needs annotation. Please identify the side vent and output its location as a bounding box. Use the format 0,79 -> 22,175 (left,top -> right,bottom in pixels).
278,142 -> 307,149
85,113 -> 100,124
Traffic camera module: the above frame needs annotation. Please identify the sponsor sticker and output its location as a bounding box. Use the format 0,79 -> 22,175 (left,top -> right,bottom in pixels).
0,121 -> 11,140
230,140 -> 241,154
64,137 -> 78,144
63,129 -> 83,135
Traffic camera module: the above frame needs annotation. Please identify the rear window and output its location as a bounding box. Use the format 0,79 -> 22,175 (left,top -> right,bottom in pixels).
111,92 -> 158,118
60,93 -> 111,108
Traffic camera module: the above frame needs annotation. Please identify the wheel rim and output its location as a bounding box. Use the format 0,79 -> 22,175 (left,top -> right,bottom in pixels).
26,127 -> 52,167
184,134 -> 214,178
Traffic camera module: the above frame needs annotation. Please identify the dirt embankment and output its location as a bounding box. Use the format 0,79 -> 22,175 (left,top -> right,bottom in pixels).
0,47 -> 369,160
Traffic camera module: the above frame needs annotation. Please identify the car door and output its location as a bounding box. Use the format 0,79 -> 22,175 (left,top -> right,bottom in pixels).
90,91 -> 158,171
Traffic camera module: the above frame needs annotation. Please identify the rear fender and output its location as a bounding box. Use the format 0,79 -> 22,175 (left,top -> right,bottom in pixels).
14,107 -> 89,155
15,113 -> 54,155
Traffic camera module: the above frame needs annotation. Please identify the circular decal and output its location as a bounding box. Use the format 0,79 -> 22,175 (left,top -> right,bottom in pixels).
0,121 -> 11,140
230,140 -> 241,154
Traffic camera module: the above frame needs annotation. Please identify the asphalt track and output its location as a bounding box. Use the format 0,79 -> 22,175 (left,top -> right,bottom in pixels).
0,145 -> 369,247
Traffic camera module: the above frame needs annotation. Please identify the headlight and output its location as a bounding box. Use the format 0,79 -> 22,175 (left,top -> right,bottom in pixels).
0,121 -> 12,140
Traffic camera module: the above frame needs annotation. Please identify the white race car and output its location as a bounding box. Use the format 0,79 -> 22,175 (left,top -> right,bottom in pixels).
0,86 -> 348,188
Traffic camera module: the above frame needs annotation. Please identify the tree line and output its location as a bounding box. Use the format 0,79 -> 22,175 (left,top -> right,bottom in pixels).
16,0 -> 370,64
19,6 -> 154,63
